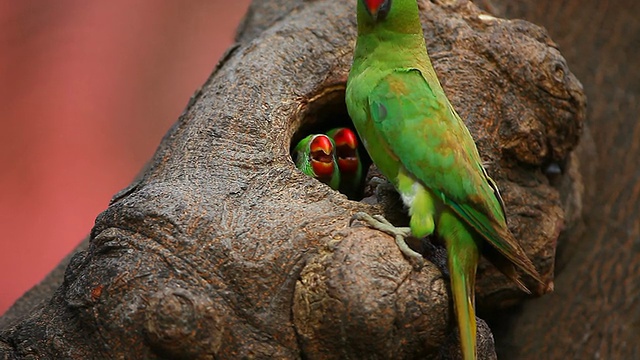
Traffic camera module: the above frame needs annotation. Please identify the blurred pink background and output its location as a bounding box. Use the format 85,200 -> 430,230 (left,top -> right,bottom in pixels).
0,0 -> 251,315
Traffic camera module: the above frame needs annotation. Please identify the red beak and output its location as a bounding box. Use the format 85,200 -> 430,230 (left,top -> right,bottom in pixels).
309,135 -> 335,178
332,128 -> 360,174
363,0 -> 388,20
331,128 -> 358,150
309,135 -> 332,155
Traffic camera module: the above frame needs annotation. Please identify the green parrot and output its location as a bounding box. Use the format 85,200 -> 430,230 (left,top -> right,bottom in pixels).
293,134 -> 341,190
326,127 -> 364,199
345,0 -> 544,358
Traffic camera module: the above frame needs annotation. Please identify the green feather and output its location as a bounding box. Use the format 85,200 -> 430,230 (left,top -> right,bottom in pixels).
346,0 -> 544,358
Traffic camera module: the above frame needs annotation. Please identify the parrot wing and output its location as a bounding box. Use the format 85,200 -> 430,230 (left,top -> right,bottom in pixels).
367,68 -> 541,282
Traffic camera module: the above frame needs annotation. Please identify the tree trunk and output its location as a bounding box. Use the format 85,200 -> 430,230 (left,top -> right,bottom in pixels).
480,0 -> 640,358
0,0 -> 587,358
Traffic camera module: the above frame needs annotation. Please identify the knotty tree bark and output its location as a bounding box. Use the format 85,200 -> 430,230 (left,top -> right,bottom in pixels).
0,0 -> 586,358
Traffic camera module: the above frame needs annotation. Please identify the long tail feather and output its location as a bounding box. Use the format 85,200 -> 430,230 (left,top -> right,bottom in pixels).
441,211 -> 479,360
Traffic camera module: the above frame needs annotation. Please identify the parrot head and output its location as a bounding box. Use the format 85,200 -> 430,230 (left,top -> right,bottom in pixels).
358,0 -> 421,34
362,0 -> 392,22
308,134 -> 337,180
330,128 -> 360,175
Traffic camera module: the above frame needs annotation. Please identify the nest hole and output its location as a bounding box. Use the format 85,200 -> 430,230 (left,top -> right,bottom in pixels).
290,86 -> 372,200
288,87 -> 437,259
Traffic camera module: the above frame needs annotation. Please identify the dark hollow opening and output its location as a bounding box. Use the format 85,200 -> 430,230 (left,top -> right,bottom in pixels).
290,86 -> 372,200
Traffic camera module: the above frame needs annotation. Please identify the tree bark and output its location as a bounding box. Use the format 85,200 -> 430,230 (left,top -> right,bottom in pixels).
0,0 -> 587,358
479,0 -> 640,358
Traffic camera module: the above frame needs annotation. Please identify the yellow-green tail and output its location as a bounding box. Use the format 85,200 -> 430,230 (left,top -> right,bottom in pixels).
440,210 -> 480,360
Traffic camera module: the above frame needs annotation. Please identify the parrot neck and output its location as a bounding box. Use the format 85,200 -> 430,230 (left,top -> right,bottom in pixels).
353,31 -> 430,72
356,0 -> 424,36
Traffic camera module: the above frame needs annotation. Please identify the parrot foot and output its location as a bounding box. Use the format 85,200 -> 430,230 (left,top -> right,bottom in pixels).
350,212 -> 425,269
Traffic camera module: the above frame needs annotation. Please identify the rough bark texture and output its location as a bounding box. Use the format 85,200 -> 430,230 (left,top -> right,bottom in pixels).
480,0 -> 640,358
0,0 -> 589,358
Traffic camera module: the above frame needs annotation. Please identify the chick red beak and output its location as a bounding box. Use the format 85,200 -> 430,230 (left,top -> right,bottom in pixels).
309,135 -> 333,157
332,128 -> 360,174
332,128 -> 358,150
309,135 -> 335,178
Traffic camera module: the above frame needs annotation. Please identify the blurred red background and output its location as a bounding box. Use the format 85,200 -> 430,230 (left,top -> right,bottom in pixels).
0,0 -> 251,315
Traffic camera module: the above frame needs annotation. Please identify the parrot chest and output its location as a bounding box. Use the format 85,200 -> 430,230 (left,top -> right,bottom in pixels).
398,177 -> 423,209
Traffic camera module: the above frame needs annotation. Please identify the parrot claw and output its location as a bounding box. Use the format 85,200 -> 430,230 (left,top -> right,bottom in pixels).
372,214 -> 393,226
350,212 -> 425,269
